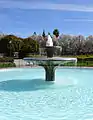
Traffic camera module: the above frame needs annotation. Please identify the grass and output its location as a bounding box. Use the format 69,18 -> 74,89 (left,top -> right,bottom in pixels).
0,62 -> 16,68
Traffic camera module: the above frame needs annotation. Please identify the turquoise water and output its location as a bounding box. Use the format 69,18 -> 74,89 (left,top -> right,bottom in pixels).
0,68 -> 93,120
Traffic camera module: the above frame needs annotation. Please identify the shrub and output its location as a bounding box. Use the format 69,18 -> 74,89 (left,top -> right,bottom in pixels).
0,63 -> 16,68
0,57 -> 14,62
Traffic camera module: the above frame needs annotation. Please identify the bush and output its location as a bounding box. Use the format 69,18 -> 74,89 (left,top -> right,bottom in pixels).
0,57 -> 15,68
26,54 -> 42,58
0,63 -> 16,68
0,57 -> 14,62
77,58 -> 93,61
63,61 -> 93,67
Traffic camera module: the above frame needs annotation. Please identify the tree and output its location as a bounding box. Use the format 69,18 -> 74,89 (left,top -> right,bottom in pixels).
84,36 -> 93,54
20,37 -> 39,57
33,32 -> 37,35
48,32 -> 51,35
42,30 -> 46,38
0,34 -> 23,56
53,29 -> 59,38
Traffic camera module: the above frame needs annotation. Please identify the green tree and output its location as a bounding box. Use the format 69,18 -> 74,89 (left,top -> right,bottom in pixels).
53,29 -> 59,38
0,34 -> 23,56
20,37 -> 39,58
48,32 -> 51,35
33,32 -> 37,35
42,30 -> 46,38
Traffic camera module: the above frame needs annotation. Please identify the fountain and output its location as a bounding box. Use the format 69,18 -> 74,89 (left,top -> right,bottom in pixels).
46,34 -> 54,57
24,34 -> 77,81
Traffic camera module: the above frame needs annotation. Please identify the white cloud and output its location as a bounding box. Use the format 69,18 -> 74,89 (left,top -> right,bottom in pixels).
0,0 -> 93,12
64,19 -> 93,22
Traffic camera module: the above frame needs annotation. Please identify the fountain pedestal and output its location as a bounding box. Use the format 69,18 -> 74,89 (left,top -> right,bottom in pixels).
23,57 -> 77,81
46,47 -> 54,58
44,65 -> 55,81
43,61 -> 56,81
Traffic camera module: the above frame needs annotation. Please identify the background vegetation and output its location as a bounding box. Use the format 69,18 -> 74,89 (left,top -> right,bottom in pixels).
0,29 -> 93,67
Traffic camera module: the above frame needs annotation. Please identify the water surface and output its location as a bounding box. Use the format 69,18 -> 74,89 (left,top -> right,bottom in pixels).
0,68 -> 93,120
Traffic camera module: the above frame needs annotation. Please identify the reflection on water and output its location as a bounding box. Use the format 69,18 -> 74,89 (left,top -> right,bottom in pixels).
0,79 -> 55,92
0,77 -> 76,92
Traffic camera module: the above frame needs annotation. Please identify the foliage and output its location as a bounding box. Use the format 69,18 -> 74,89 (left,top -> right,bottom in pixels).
0,34 -> 40,58
9,39 -> 23,52
53,29 -> 59,38
59,55 -> 93,67
58,34 -> 93,55
63,61 -> 93,67
33,32 -> 37,35
0,62 -> 16,68
0,34 -> 23,56
42,30 -> 46,38
61,55 -> 93,59
22,37 -> 39,53
26,54 -> 44,58
1,31 -> 93,57
0,57 -> 14,62
19,37 -> 39,58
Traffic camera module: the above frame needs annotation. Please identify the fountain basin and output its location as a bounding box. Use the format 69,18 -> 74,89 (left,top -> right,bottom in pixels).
0,68 -> 93,120
24,57 -> 77,81
46,47 -> 54,57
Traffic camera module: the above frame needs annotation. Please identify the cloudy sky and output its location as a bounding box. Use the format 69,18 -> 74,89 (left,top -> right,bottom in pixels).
0,0 -> 93,37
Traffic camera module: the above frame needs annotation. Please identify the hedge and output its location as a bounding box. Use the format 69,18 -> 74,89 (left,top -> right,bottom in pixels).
77,58 -> 93,61
0,57 -> 14,62
0,63 -> 16,68
63,61 -> 93,67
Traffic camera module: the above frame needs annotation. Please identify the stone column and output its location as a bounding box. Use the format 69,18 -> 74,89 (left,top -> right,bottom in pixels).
43,61 -> 56,81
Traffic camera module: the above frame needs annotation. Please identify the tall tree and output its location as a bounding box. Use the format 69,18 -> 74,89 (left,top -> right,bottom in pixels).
53,29 -> 59,38
33,32 -> 37,35
42,30 -> 46,38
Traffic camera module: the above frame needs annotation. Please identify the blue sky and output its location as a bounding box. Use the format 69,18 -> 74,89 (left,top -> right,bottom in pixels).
0,0 -> 93,37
